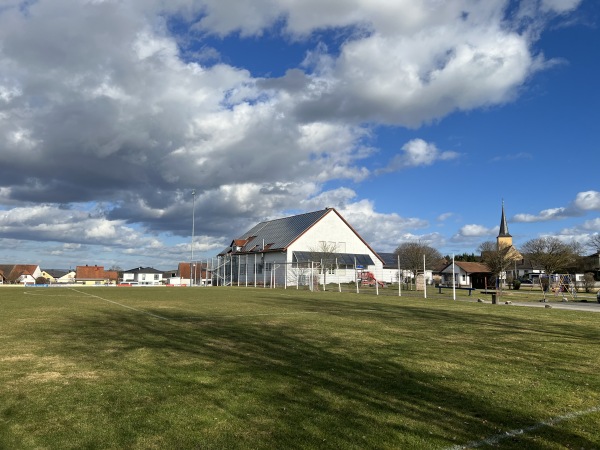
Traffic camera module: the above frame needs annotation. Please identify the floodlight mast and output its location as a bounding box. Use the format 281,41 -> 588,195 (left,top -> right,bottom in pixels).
191,189 -> 196,287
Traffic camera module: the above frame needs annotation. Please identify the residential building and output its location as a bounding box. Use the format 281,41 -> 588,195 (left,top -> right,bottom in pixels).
75,265 -> 118,285
377,252 -> 433,284
439,261 -> 493,289
506,258 -> 545,283
164,263 -> 211,286
41,269 -> 76,284
581,252 -> 600,280
122,267 -> 164,285
0,264 -> 42,284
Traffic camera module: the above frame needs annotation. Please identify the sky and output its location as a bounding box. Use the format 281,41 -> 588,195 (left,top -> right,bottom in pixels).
1,0 -> 599,270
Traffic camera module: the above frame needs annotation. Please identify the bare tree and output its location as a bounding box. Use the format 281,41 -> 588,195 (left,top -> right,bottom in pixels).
309,241 -> 338,287
521,237 -> 579,299
394,241 -> 442,289
522,237 -> 579,275
478,241 -> 521,290
588,234 -> 600,253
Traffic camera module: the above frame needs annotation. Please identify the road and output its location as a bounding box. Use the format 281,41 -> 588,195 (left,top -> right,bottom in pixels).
499,299 -> 600,313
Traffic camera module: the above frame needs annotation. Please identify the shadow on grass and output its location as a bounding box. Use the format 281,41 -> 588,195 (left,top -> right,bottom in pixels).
5,292 -> 600,449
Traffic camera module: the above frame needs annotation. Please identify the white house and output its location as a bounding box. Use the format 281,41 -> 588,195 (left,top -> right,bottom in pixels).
122,267 -> 163,285
439,261 -> 492,289
217,208 -> 384,287
0,264 -> 42,284
377,252 -> 434,285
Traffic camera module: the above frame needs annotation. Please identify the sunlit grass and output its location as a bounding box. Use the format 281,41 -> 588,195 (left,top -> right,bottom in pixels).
1,286 -> 599,449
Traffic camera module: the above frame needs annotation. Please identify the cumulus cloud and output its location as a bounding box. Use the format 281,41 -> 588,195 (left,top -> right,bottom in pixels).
456,224 -> 499,238
573,191 -> 600,211
335,199 -> 430,251
379,139 -> 460,173
513,207 -> 569,222
0,204 -> 157,248
0,0 -> 585,266
513,191 -> 600,223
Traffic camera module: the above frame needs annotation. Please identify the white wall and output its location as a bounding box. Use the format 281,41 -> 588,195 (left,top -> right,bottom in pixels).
287,210 -> 383,284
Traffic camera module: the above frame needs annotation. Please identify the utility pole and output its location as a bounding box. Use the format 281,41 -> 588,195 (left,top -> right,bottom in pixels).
191,189 -> 196,286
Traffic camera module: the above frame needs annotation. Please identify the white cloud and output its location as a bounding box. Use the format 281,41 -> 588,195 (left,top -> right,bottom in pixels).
581,218 -> 600,231
573,191 -> 600,211
437,212 -> 454,222
513,191 -> 600,223
540,0 -> 582,14
335,199 -> 429,251
513,207 -> 568,222
0,0 -> 587,266
0,204 -> 157,248
457,224 -> 498,237
380,139 -> 460,173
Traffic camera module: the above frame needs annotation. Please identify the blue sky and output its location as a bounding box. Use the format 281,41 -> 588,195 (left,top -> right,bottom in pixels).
0,0 -> 598,270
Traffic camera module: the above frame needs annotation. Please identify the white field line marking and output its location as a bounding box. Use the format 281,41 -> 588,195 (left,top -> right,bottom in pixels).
69,289 -> 321,321
445,405 -> 600,450
23,291 -> 90,298
69,288 -> 169,320
173,311 -> 321,320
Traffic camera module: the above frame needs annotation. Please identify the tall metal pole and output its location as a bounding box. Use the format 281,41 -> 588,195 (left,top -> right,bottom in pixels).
398,255 -> 401,297
423,254 -> 427,299
191,189 -> 196,286
452,253 -> 456,300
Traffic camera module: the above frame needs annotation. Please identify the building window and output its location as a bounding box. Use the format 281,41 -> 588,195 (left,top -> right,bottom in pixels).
265,263 -> 273,272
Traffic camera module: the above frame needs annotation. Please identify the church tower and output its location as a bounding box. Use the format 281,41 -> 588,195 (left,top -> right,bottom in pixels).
497,201 -> 513,250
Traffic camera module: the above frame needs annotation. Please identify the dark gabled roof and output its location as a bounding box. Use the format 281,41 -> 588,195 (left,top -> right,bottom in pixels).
123,266 -> 163,274
219,208 -> 384,265
221,209 -> 332,255
44,269 -> 70,278
292,251 -> 374,266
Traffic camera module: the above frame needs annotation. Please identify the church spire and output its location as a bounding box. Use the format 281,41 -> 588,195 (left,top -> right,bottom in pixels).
498,200 -> 511,238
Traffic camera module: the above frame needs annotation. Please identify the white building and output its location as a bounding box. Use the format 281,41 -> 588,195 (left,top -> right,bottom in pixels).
0,264 -> 42,284
439,261 -> 491,289
217,208 -> 384,287
377,252 -> 434,285
122,267 -> 163,285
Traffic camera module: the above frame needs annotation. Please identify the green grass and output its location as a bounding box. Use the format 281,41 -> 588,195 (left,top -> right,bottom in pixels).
1,286 -> 599,449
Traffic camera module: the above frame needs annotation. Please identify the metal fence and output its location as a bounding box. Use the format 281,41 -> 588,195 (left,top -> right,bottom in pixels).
192,256 -> 431,299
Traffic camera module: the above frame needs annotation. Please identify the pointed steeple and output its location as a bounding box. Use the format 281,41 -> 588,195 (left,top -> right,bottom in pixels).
498,200 -> 511,238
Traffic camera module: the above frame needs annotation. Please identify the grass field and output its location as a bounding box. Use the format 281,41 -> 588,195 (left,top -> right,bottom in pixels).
1,286 -> 599,449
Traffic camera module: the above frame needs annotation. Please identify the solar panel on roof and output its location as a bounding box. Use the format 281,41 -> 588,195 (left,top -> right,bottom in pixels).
292,251 -> 374,266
